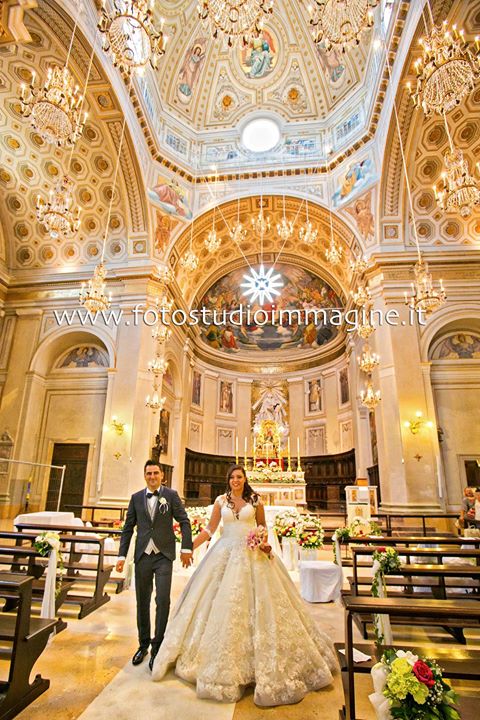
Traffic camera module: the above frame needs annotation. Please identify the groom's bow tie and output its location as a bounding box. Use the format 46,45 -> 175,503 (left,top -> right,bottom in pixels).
146,490 -> 159,498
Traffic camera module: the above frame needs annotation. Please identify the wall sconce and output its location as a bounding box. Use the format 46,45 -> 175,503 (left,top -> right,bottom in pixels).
111,416 -> 127,435
404,411 -> 434,435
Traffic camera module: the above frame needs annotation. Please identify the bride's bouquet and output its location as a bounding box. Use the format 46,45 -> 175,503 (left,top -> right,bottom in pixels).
246,525 -> 272,559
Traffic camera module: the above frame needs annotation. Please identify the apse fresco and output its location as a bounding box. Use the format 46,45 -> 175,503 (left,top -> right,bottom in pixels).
197,264 -> 342,353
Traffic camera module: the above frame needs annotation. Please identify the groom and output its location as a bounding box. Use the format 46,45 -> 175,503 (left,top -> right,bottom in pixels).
116,460 -> 193,670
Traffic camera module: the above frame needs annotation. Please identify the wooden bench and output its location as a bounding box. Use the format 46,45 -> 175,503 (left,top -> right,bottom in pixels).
14,522 -> 123,597
339,595 -> 480,720
347,545 -> 480,643
0,573 -> 57,720
13,526 -> 113,618
0,542 -> 72,633
336,534 -> 480,567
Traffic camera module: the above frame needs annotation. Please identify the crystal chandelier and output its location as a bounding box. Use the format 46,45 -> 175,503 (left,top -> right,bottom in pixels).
358,319 -> 375,339
360,379 -> 381,410
204,227 -> 222,253
230,221 -> 247,243
434,147 -> 480,218
156,265 -> 174,285
351,284 -> 371,307
407,21 -> 480,117
20,66 -> 86,147
350,255 -> 369,274
79,263 -> 111,312
299,220 -> 318,245
36,175 -> 80,239
152,325 -> 172,343
276,216 -> 293,241
180,248 -> 199,272
251,208 -> 271,236
147,357 -> 168,374
198,0 -> 273,48
98,0 -> 166,75
309,0 -> 378,53
145,387 -> 165,413
325,237 -> 342,264
357,344 -> 380,374
156,293 -> 174,314
404,258 -> 446,317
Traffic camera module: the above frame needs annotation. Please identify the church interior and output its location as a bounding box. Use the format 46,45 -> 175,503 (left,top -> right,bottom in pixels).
0,0 -> 480,718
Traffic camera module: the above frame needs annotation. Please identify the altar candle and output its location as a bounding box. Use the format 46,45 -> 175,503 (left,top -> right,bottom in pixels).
244,436 -> 247,467
253,437 -> 256,466
287,437 -> 291,462
235,436 -> 238,464
297,436 -> 300,462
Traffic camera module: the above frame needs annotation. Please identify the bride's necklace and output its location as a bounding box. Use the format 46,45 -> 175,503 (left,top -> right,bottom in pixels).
230,496 -> 247,520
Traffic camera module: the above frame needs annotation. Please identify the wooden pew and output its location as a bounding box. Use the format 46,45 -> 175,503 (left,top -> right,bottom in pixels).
337,534 -> 480,567
347,545 -> 480,643
339,594 -> 480,720
0,573 -> 57,720
14,522 -> 125,594
12,526 -> 113,618
0,543 -> 72,633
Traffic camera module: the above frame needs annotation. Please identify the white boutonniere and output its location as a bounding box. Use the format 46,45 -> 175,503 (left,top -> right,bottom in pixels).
158,497 -> 169,514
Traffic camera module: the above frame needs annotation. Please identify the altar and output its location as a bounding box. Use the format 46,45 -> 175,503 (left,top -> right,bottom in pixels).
250,481 -> 306,507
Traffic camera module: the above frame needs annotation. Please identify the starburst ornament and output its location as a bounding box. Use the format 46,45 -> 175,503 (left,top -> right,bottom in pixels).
20,66 -> 86,147
434,148 -> 480,218
98,0 -> 166,75
276,217 -> 294,241
180,248 -> 199,272
407,22 -> 480,116
79,263 -> 111,312
309,0 -> 378,53
198,0 -> 273,47
36,175 -> 80,239
360,379 -> 381,410
241,265 -> 283,305
299,220 -> 318,245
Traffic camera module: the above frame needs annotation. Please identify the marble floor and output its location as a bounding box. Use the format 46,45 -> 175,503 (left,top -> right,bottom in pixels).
7,552 -> 480,720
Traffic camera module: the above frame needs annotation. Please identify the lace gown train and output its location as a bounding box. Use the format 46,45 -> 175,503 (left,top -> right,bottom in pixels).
151,499 -> 337,706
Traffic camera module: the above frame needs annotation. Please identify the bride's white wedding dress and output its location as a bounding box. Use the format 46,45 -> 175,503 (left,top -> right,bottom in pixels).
151,497 -> 337,706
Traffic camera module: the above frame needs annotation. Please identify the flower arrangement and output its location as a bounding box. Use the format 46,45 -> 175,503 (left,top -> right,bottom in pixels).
297,515 -> 324,549
370,649 -> 460,720
174,507 -> 209,542
34,531 -> 64,596
371,547 -> 401,645
246,525 -> 272,558
332,518 -> 382,564
273,508 -> 302,539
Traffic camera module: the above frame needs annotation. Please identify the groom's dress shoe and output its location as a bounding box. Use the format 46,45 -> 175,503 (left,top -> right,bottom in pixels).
132,647 -> 149,666
149,645 -> 159,672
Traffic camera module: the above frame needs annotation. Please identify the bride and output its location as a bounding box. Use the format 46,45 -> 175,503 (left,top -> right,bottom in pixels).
151,464 -> 337,706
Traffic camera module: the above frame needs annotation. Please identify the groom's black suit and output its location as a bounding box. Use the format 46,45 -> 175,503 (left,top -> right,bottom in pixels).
119,485 -> 192,650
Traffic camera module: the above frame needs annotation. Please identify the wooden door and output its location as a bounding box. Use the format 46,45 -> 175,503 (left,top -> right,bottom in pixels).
465,460 -> 480,488
45,443 -> 89,512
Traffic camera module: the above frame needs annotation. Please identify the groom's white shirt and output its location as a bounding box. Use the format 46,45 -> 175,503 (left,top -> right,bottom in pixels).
117,487 -> 191,561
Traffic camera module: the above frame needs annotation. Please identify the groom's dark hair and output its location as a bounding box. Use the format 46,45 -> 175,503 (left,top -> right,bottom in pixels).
144,459 -> 163,473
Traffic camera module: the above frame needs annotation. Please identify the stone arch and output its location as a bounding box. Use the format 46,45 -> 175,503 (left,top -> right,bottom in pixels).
30,327 -> 116,377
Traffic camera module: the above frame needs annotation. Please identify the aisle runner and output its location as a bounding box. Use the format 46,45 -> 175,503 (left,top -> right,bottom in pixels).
77,663 -> 235,720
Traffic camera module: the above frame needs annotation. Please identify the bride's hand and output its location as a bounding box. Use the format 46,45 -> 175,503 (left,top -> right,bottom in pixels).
259,543 -> 272,555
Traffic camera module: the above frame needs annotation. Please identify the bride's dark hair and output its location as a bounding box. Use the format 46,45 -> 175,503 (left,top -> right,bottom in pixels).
225,464 -> 259,509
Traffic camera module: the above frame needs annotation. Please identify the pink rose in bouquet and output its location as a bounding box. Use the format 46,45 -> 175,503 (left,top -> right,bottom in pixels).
246,525 -> 272,558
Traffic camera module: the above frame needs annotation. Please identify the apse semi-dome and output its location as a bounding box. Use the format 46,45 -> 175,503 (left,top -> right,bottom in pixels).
196,263 -> 343,354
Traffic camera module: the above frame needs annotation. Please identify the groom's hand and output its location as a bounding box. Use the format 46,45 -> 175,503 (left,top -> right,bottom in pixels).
181,552 -> 193,568
116,560 -> 125,573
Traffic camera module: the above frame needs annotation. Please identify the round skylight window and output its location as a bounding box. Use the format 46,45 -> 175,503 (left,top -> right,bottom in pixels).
241,117 -> 281,153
